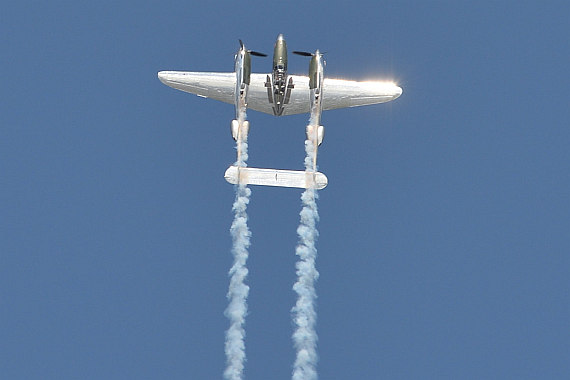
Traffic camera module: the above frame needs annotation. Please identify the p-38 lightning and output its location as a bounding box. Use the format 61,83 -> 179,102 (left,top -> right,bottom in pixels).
158,34 -> 402,190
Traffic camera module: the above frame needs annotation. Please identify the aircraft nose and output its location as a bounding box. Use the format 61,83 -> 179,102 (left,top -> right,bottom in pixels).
277,34 -> 284,41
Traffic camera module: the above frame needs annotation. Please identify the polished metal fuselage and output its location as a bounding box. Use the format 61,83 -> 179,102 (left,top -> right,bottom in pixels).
265,34 -> 293,116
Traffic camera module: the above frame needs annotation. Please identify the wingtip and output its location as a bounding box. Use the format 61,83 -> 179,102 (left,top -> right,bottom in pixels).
157,71 -> 175,86
395,85 -> 403,98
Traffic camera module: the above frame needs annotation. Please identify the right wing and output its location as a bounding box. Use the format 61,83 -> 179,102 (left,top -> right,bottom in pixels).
321,78 -> 403,111
246,75 -> 402,115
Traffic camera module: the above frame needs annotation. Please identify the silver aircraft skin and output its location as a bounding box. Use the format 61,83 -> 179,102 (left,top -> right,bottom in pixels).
308,50 -> 325,130
158,34 -> 402,189
233,40 -> 267,121
234,41 -> 248,121
158,34 -> 402,117
294,49 -> 326,171
266,34 -> 293,116
232,41 -> 250,159
230,40 -> 266,150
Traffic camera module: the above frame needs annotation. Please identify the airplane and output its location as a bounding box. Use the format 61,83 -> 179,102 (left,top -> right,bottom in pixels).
158,34 -> 402,190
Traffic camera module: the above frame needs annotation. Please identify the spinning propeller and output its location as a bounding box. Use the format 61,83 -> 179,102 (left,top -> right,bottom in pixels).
292,51 -> 314,57
239,40 -> 267,57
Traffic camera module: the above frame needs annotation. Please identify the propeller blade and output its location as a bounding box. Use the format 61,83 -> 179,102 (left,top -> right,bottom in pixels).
238,39 -> 266,56
293,51 -> 313,57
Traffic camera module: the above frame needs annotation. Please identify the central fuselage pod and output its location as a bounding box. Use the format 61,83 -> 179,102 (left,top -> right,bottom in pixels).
273,34 -> 287,88
265,34 -> 294,116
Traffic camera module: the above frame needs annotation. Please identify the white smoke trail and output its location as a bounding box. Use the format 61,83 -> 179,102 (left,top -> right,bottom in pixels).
234,108 -> 248,167
292,136 -> 320,380
224,110 -> 251,380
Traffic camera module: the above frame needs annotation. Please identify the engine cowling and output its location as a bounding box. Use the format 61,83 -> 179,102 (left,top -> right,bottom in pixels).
231,120 -> 250,141
306,124 -> 324,146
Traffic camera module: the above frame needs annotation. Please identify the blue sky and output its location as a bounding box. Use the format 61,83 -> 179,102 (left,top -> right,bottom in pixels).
2,1 -> 568,379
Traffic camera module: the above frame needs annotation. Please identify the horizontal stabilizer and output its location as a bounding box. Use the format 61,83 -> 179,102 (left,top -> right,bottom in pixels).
224,166 -> 328,190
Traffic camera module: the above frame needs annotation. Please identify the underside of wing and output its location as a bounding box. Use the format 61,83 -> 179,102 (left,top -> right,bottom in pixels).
158,71 -> 235,105
321,79 -> 403,111
247,74 -> 311,115
248,74 -> 402,115
158,71 -> 289,116
158,71 -> 402,116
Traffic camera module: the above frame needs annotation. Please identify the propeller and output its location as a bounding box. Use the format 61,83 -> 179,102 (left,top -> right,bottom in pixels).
239,39 -> 267,57
294,50 -> 326,59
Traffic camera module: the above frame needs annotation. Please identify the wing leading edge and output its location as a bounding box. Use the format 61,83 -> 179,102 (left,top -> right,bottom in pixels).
158,71 -> 402,116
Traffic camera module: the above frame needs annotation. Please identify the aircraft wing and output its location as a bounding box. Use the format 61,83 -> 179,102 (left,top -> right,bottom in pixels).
158,71 -> 402,116
246,74 -> 402,115
321,78 -> 402,111
158,71 -> 235,105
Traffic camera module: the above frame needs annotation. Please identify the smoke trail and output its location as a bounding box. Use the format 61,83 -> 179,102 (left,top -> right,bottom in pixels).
234,108 -> 248,167
224,111 -> 251,380
292,136 -> 320,380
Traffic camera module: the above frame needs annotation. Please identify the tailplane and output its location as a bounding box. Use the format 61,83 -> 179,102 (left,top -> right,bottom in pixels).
224,166 -> 327,190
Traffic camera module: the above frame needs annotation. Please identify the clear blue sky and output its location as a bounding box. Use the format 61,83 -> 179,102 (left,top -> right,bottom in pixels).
2,1 -> 568,379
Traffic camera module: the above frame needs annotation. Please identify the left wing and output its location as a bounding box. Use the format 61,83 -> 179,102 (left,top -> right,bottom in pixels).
158,71 -> 235,104
158,71 -> 402,116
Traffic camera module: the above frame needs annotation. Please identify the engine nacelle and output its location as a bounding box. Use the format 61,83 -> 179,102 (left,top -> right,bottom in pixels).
306,124 -> 325,146
231,119 -> 250,141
